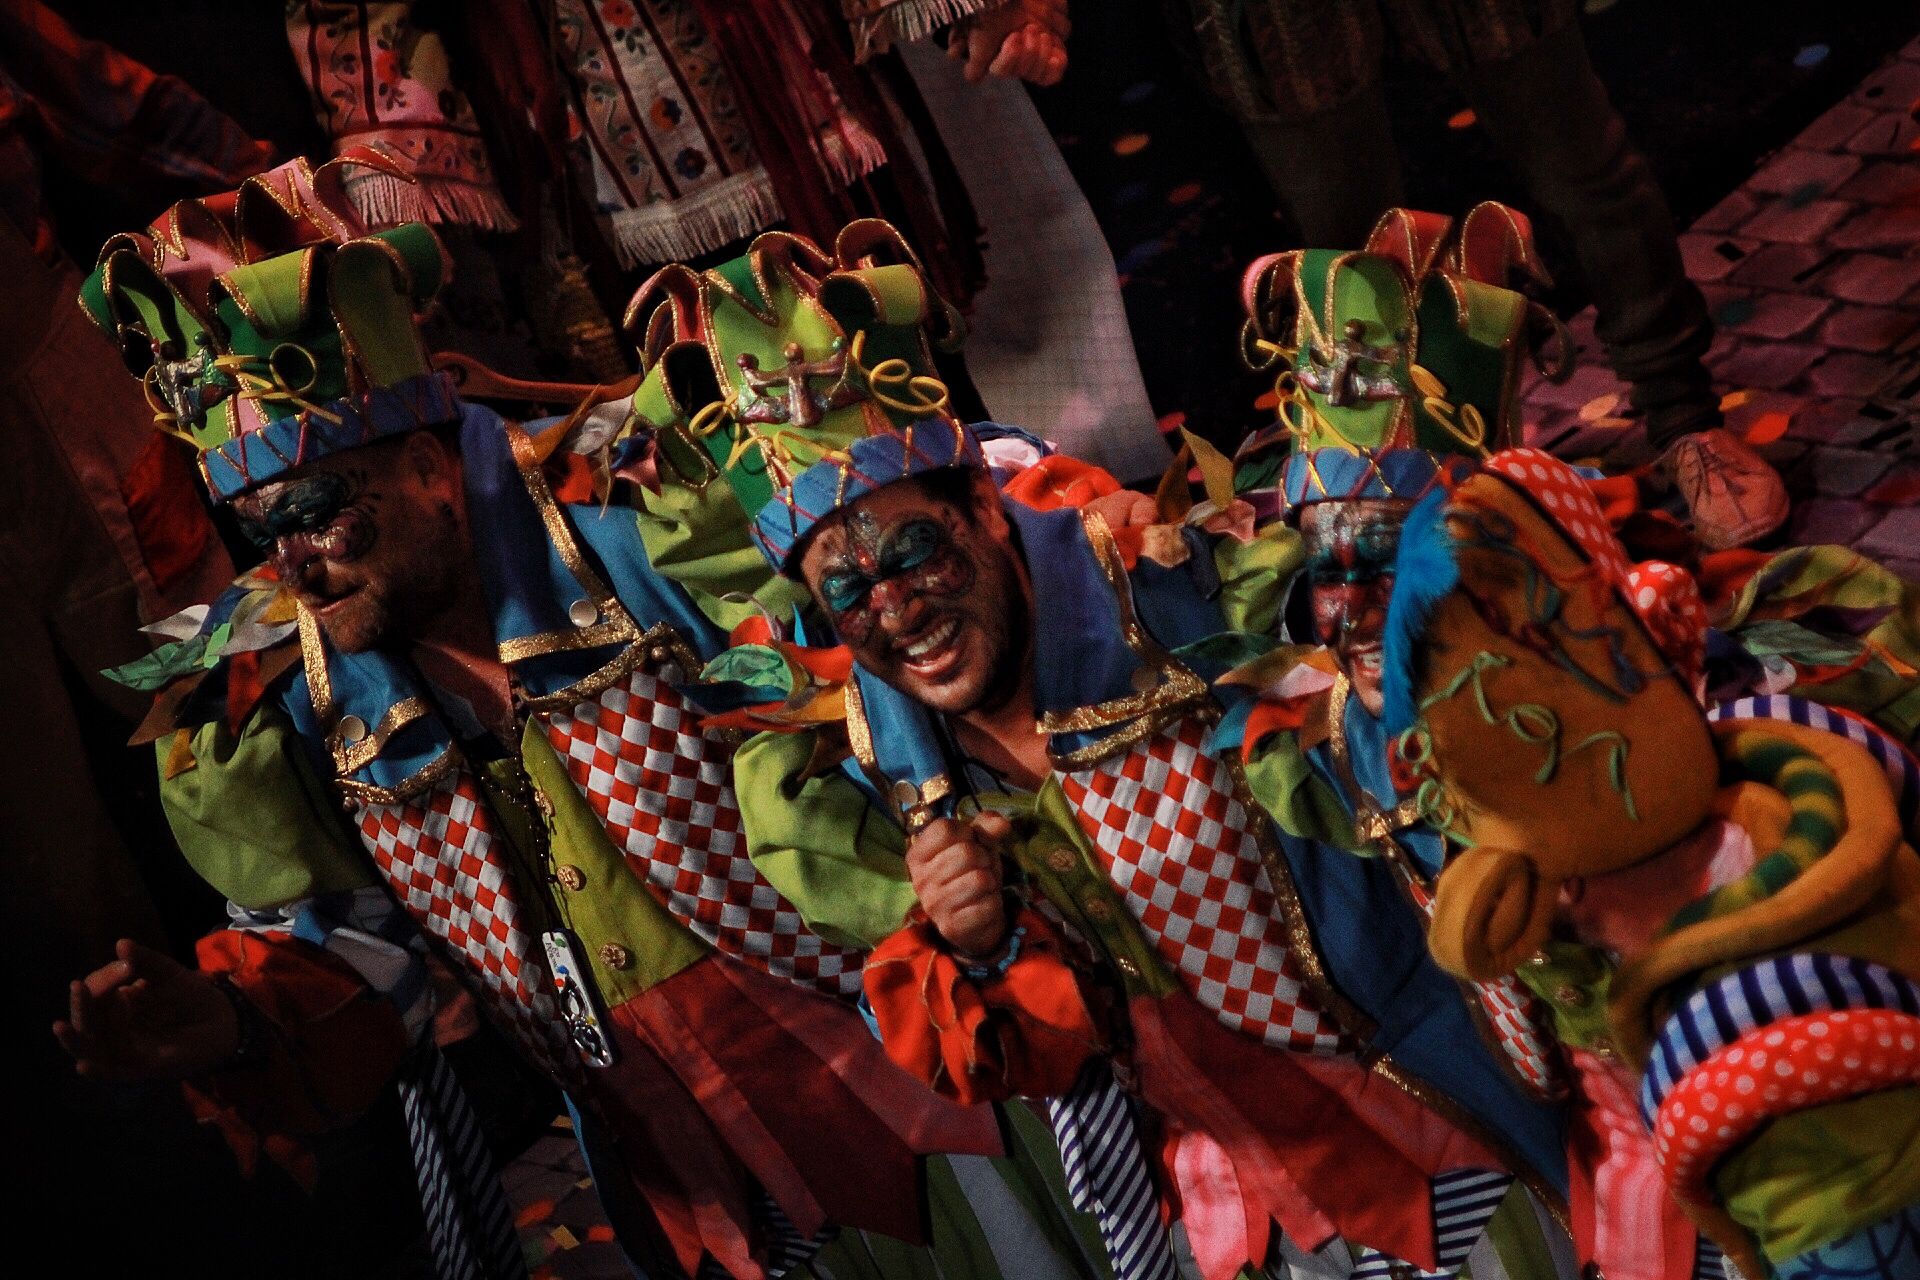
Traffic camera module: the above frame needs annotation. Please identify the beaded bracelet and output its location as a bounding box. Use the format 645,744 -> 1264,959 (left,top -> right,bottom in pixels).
959,924 -> 1028,982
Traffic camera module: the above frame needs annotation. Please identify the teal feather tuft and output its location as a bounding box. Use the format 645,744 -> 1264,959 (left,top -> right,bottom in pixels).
1381,489 -> 1459,735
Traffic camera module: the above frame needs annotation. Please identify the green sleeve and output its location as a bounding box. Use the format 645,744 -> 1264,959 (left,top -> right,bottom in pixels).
1715,1085 -> 1920,1263
733,729 -> 915,949
159,703 -> 374,910
1241,731 -> 1362,852
1212,524 -> 1304,638
632,479 -> 810,633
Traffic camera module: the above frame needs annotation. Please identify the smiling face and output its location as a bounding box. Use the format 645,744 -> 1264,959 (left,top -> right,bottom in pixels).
796,469 -> 1030,717
1299,497 -> 1414,716
232,432 -> 466,653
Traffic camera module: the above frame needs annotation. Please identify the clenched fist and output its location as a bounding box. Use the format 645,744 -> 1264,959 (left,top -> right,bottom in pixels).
906,811 -> 1014,959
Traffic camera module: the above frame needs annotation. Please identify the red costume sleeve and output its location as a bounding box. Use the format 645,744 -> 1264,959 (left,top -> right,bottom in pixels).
1000,454 -> 1124,512
184,929 -> 410,1184
863,905 -> 1105,1107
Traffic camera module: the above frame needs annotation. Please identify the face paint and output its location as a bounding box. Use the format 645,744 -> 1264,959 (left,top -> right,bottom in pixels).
230,448 -> 453,654
817,512 -> 974,646
800,479 -> 1025,718
1299,498 -> 1413,716
237,468 -> 381,580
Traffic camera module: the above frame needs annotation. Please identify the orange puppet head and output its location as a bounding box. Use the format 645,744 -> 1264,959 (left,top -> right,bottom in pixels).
1379,450 -> 1714,980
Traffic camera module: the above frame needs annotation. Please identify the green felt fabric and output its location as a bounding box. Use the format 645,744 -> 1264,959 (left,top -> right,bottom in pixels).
1242,732 -> 1364,853
1213,523 -> 1303,638
631,484 -> 809,634
735,728 -> 916,950
1716,1085 -> 1920,1263
159,704 -> 373,910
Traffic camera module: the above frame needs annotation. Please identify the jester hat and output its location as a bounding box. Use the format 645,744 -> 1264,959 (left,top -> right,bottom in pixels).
620,219 -> 964,530
1235,203 -> 1571,519
79,149 -> 458,501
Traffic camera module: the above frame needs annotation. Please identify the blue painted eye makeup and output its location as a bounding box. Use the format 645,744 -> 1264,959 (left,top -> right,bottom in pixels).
822,571 -> 872,614
879,519 -> 942,575
240,473 -> 353,548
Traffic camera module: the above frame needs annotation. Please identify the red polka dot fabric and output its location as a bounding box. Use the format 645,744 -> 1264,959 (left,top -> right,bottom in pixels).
1626,562 -> 1708,687
1653,1008 -> 1920,1212
1484,449 -> 1633,583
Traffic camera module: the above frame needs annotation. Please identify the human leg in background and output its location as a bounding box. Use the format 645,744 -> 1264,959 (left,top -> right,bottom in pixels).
1456,19 -> 1788,548
1238,81 -> 1408,250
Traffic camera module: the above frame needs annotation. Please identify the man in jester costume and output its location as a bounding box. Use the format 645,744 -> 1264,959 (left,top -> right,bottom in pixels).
50,155 -> 1114,1280
1377,447 -> 1920,1280
1228,207 -> 1920,1280
1223,206 -> 1746,1280
697,245 -> 1589,1273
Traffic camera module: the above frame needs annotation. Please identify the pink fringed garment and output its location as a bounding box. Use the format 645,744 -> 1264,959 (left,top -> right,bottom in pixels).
287,1 -> 520,230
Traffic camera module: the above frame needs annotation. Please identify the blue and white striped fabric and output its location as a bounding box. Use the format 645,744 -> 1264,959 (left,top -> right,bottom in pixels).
1349,1169 -> 1514,1280
1431,1170 -> 1516,1273
399,1045 -> 528,1280
230,889 -> 523,1279
759,1190 -> 837,1278
1048,1062 -> 1180,1280
1639,952 -> 1920,1125
1350,1250 -> 1448,1279
1694,1235 -> 1728,1280
1709,695 -> 1920,834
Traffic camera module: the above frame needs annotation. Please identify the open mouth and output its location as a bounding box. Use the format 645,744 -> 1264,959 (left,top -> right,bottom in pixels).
1344,643 -> 1384,675
895,616 -> 964,681
306,585 -> 362,617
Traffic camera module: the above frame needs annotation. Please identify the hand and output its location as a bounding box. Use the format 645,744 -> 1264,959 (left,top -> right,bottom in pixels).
906,812 -> 1013,958
1084,488 -> 1160,530
53,939 -> 241,1082
951,0 -> 1070,86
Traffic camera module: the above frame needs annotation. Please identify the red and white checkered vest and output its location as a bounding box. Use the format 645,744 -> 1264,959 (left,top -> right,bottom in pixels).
349,658 -> 868,1078
355,773 -> 574,1077
541,663 -> 866,1000
1055,717 -> 1357,1055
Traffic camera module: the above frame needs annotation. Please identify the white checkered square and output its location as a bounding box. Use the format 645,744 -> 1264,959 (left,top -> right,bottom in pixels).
1058,719 -> 1354,1054
356,774 -> 568,1076
544,666 -> 864,998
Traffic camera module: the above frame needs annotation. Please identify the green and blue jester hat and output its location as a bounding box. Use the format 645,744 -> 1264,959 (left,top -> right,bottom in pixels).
1232,202 -> 1572,525
79,148 -> 458,503
616,218 -> 970,554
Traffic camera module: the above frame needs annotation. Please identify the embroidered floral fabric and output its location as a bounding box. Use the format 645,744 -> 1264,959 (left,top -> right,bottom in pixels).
287,1 -> 519,230
556,0 -> 883,266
